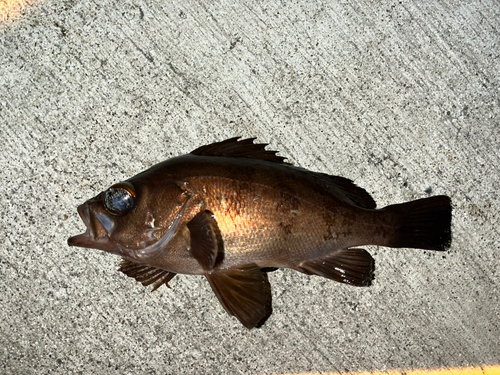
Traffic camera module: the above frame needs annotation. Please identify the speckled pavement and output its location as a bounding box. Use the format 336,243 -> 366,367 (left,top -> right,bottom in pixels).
1,1 -> 498,373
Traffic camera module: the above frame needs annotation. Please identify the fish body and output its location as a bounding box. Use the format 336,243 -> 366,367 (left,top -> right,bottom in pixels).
68,138 -> 452,328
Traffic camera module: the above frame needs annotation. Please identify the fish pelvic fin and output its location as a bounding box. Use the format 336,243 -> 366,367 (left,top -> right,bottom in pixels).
118,259 -> 176,292
382,195 -> 452,251
206,264 -> 272,329
296,248 -> 375,287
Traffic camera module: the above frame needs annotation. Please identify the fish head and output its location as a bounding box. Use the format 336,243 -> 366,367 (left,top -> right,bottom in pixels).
68,177 -> 191,261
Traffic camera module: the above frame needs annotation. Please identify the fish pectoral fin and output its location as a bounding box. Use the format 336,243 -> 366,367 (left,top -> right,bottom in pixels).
118,259 -> 176,292
187,210 -> 223,271
297,248 -> 375,287
206,264 -> 272,329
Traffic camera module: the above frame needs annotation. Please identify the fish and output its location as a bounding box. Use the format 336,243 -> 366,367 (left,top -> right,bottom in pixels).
68,137 -> 452,329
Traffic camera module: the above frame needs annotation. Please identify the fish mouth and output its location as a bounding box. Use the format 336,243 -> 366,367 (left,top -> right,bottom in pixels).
67,204 -> 118,251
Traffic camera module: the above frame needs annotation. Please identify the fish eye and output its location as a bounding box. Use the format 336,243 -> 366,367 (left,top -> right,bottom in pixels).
103,182 -> 136,216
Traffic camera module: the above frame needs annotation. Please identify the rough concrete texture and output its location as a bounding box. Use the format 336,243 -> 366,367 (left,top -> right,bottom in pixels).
1,0 -> 499,374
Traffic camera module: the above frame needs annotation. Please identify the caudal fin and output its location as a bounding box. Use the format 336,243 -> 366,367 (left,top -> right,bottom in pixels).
383,195 -> 452,251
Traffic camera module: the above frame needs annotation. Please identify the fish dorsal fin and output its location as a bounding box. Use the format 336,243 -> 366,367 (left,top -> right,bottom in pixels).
317,174 -> 377,209
296,248 -> 375,286
118,259 -> 176,292
191,137 -> 287,164
187,210 -> 223,270
191,138 -> 375,208
206,264 -> 272,329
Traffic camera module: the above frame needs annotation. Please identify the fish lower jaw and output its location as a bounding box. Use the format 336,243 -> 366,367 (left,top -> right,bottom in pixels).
67,229 -> 119,252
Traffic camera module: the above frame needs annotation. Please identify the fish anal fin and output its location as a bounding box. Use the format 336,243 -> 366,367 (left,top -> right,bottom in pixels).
191,137 -> 288,164
297,248 -> 375,287
206,264 -> 272,329
119,259 -> 176,292
187,210 -> 223,270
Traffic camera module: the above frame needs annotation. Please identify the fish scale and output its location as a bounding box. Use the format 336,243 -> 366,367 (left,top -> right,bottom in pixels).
194,175 -> 350,267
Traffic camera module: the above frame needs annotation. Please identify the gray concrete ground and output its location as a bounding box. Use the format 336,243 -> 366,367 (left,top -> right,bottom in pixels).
1,0 -> 499,374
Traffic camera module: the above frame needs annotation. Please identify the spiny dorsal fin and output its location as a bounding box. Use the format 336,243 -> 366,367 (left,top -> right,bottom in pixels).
119,259 -> 176,292
191,137 -> 288,164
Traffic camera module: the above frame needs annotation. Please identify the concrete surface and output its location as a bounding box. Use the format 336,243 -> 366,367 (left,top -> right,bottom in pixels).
1,0 -> 499,374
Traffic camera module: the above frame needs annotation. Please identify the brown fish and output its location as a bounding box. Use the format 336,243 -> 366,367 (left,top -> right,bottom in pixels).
68,138 -> 452,328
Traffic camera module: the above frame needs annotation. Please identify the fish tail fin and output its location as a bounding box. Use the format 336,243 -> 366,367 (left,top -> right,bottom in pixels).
382,195 -> 452,251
